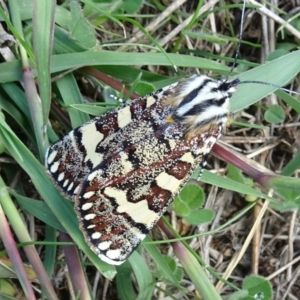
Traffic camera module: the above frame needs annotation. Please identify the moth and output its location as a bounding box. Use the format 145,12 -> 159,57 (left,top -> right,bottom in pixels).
45,75 -> 239,265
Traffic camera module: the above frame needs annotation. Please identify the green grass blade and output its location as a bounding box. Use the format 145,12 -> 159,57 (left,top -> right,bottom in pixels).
231,50 -> 300,112
55,73 -> 90,128
33,0 -> 55,124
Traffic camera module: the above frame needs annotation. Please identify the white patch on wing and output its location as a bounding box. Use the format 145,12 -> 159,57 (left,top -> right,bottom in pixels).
168,139 -> 176,150
83,191 -> 95,199
57,173 -> 64,181
106,249 -> 122,261
104,187 -> 158,227
73,185 -> 80,195
180,152 -> 194,164
91,232 -> 101,239
50,161 -> 60,173
98,253 -> 124,265
87,169 -> 103,182
84,213 -> 96,220
98,241 -> 112,250
80,122 -> 104,165
146,96 -> 156,108
129,227 -> 146,242
47,150 -> 58,165
67,182 -> 74,191
155,172 -> 182,194
81,202 -> 94,210
117,106 -> 132,128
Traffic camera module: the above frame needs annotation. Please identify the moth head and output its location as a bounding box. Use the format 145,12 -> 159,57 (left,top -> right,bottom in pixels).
165,75 -> 240,137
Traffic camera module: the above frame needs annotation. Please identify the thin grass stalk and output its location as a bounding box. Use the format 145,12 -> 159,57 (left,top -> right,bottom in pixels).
0,174 -> 58,299
0,180 -> 36,300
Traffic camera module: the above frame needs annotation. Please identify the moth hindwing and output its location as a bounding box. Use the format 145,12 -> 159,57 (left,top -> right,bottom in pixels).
45,75 -> 239,265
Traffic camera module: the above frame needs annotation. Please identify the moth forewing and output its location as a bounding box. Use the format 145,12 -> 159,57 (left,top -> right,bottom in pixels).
45,83 -> 175,199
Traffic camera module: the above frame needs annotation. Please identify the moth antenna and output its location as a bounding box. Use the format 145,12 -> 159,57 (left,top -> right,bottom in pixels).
228,1 -> 299,96
238,80 -> 300,95
227,0 -> 247,78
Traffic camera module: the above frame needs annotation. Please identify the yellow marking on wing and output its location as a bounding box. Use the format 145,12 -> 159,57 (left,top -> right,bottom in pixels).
117,106 -> 132,128
80,122 -> 104,165
155,172 -> 182,194
104,187 -> 158,227
146,96 -> 156,108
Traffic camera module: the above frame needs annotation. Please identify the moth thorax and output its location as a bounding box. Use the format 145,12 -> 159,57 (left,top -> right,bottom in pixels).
167,75 -> 239,138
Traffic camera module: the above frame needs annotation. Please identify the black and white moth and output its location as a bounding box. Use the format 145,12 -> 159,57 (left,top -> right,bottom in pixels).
45,75 -> 239,265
